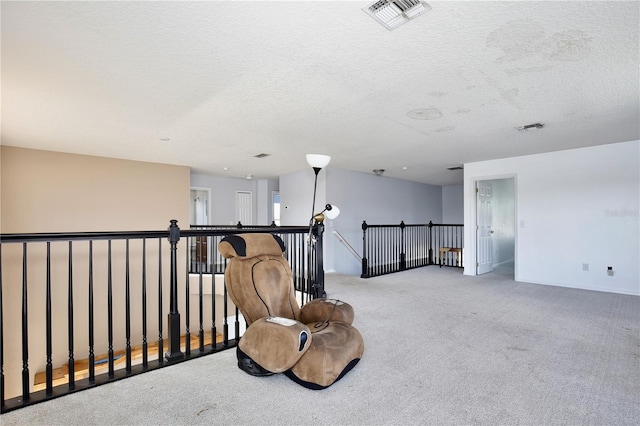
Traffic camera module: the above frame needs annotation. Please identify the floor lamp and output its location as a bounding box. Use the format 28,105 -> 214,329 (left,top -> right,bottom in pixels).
305,154 -> 340,298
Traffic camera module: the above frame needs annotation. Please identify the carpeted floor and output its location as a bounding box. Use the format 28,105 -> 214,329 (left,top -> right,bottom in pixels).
2,266 -> 639,425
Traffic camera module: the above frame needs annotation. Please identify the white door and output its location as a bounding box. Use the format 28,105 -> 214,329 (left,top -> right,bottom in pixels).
476,181 -> 493,274
236,191 -> 253,225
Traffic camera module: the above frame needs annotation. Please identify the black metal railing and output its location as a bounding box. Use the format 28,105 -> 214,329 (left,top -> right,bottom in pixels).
361,221 -> 463,278
189,221 -> 278,274
0,221 -> 323,413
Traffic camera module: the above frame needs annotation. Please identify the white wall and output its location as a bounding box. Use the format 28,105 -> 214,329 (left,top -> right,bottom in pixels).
463,140 -> 640,296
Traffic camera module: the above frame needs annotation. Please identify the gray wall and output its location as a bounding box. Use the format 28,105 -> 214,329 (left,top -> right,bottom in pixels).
190,173 -> 279,225
279,167 -> 319,226
325,168 -> 442,275
442,184 -> 464,224
276,167 -> 446,276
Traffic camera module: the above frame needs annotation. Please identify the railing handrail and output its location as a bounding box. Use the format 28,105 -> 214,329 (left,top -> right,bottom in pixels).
0,220 -> 325,413
0,230 -> 170,243
182,226 -> 308,237
0,226 -> 312,244
361,221 -> 463,228
189,220 -> 279,229
332,231 -> 361,261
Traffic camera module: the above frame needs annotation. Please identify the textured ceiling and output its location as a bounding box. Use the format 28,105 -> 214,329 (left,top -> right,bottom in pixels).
2,1 -> 639,185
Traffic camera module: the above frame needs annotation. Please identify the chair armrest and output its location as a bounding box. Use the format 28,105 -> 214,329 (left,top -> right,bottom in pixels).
300,298 -> 355,326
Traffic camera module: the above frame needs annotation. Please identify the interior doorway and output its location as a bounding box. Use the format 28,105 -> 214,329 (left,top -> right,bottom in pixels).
190,187 -> 211,225
273,191 -> 281,226
476,181 -> 493,274
190,187 -> 211,266
476,178 -> 515,278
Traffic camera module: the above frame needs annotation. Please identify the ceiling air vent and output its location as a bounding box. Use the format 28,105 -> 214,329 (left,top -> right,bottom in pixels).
363,0 -> 431,31
447,166 -> 464,171
516,123 -> 545,132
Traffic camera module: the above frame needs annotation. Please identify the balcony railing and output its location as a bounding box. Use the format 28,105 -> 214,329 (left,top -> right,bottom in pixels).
0,220 -> 324,413
189,222 -> 279,274
361,221 -> 463,278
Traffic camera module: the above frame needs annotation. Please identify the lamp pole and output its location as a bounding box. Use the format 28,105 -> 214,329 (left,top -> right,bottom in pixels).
305,155 -> 331,300
307,167 -> 321,299
309,166 -> 321,226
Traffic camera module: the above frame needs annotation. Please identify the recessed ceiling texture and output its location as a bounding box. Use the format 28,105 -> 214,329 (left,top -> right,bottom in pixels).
1,1 -> 638,185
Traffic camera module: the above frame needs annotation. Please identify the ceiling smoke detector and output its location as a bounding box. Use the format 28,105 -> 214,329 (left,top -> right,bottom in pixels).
254,153 -> 270,158
363,0 -> 431,31
516,123 -> 545,132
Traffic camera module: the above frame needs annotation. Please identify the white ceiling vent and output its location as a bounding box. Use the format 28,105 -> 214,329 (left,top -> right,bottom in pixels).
363,0 -> 431,31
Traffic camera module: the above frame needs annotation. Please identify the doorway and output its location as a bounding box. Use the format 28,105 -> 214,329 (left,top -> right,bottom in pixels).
273,191 -> 281,226
190,187 -> 211,266
475,178 -> 515,277
190,188 -> 211,226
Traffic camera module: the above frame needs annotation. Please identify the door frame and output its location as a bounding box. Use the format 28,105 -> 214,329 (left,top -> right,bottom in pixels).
464,174 -> 518,280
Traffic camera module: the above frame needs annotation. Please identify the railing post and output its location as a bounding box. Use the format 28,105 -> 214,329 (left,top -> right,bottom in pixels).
0,244 -> 4,408
165,220 -> 183,362
21,243 -> 29,401
361,221 -> 369,278
312,223 -> 326,299
399,221 -> 406,271
427,221 -> 434,265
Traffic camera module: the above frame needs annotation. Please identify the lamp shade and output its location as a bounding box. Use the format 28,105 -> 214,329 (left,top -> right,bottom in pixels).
325,205 -> 340,220
306,154 -> 331,169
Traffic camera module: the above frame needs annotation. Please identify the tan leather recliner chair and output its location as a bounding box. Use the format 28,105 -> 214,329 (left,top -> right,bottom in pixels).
219,233 -> 364,389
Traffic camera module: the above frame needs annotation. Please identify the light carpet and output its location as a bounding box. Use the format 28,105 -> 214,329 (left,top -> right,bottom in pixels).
2,266 -> 639,425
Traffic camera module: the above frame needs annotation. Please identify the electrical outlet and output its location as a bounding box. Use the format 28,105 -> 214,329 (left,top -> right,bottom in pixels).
582,263 -> 589,272
607,266 -> 614,277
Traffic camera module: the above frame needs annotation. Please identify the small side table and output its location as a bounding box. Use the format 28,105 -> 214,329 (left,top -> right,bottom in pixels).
439,247 -> 462,267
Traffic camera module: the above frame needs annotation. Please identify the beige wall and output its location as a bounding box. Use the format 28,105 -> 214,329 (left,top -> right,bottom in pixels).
1,146 -> 190,232
1,147 -> 191,399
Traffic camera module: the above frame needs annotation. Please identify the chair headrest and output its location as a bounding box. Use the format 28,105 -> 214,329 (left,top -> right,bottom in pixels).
219,233 -> 286,259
